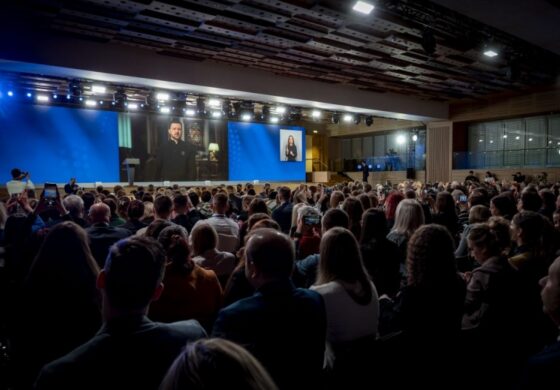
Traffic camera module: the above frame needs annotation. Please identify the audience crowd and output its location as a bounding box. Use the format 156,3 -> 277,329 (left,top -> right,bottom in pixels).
1,172 -> 560,389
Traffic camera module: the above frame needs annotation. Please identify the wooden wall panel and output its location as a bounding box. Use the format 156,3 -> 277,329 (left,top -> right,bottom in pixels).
450,87 -> 560,123
427,121 -> 453,182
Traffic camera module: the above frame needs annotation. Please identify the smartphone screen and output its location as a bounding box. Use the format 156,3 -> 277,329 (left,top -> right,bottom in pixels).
459,195 -> 468,202
44,183 -> 57,199
303,215 -> 321,225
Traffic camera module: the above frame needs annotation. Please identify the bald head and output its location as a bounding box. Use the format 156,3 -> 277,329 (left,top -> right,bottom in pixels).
541,256 -> 560,326
89,202 -> 111,224
246,228 -> 294,280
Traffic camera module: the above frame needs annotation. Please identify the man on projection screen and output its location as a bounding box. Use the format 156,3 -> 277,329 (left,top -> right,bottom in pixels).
157,120 -> 196,181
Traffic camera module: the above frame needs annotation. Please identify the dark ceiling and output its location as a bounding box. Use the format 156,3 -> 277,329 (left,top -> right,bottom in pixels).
3,0 -> 560,101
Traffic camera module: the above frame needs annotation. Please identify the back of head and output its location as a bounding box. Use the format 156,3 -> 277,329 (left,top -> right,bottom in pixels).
89,202 -> 111,224
248,213 -> 272,231
322,208 -> 349,232
520,188 -> 542,212
104,236 -> 165,310
249,198 -> 269,216
468,205 -> 491,224
357,193 -> 371,210
28,221 -> 99,289
103,198 -> 118,218
63,194 -> 84,218
145,219 -> 174,239
128,199 -> 145,220
154,195 -> 173,219
191,222 -> 218,255
512,211 -> 545,246
487,216 -> 512,253
278,186 -> 291,202
342,197 -> 364,223
246,228 -> 294,280
158,225 -> 192,272
173,194 -> 188,212
319,227 -> 368,288
435,191 -> 456,216
392,199 -> 425,236
213,192 -> 229,212
360,208 -> 388,243
407,224 -> 457,288
250,218 -> 281,231
160,338 -> 278,390
491,193 -> 516,219
467,223 -> 502,257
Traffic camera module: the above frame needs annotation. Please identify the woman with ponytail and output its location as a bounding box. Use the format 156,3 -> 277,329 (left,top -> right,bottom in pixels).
149,225 -> 222,331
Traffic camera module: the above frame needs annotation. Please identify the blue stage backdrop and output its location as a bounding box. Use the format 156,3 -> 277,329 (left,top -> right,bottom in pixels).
228,122 -> 306,181
0,102 -> 119,183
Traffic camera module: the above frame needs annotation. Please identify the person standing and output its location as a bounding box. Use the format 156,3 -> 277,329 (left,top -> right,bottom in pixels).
361,160 -> 369,183
285,135 -> 297,162
157,120 -> 197,181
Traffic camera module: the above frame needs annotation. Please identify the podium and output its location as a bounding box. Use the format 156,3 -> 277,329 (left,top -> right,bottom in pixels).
122,158 -> 140,186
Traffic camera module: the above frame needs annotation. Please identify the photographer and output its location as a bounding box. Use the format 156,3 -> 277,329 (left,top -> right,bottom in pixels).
513,172 -> 525,184
6,168 -> 34,196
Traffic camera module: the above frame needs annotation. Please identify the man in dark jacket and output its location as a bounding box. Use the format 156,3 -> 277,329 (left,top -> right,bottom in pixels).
157,120 -> 197,181
35,236 -> 206,390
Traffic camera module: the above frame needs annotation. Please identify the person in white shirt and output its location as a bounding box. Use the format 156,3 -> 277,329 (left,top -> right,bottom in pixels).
6,168 -> 34,196
311,227 -> 379,370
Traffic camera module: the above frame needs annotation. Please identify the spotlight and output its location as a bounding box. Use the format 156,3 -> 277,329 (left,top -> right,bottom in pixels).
26,92 -> 32,98
156,92 -> 170,101
208,98 -> 221,108
353,1 -> 374,15
275,106 -> 287,115
421,28 -> 436,56
66,94 -> 71,100
412,134 -> 418,142
396,135 -> 406,145
53,94 -> 58,99
185,108 -> 196,116
331,113 -> 340,124
36,95 -> 50,102
343,114 -> 353,123
211,110 -> 222,118
241,112 -> 252,121
484,49 -> 498,58
353,115 -> 362,125
365,116 -> 374,126
85,99 -> 97,107
160,106 -> 171,114
312,110 -> 321,119
270,116 -> 279,124
92,85 -> 107,94
7,91 -> 13,97
128,103 -> 139,110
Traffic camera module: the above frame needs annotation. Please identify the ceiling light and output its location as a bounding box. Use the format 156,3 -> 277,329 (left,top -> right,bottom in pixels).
396,135 -> 406,145
156,92 -> 170,101
528,138 -> 533,142
484,50 -> 498,58
211,110 -> 222,118
92,85 -> 106,94
85,99 -> 97,107
241,113 -> 252,121
276,106 -> 287,115
479,139 -> 483,142
515,136 -> 520,140
128,103 -> 139,110
26,92 -> 32,98
36,95 -> 50,102
353,1 -> 374,15
160,106 -> 171,114
185,108 -> 196,116
270,116 -> 279,123
7,91 -> 13,97
412,134 -> 418,142
208,98 -> 221,108
503,135 -> 507,138
343,114 -> 353,123
312,110 -> 321,118
313,130 -> 318,134
53,94 -> 58,99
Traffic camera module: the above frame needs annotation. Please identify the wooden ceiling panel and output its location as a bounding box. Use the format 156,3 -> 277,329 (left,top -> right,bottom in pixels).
11,0 -> 560,101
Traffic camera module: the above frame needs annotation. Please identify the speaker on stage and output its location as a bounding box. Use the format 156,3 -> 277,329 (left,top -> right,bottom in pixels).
406,168 -> 415,179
